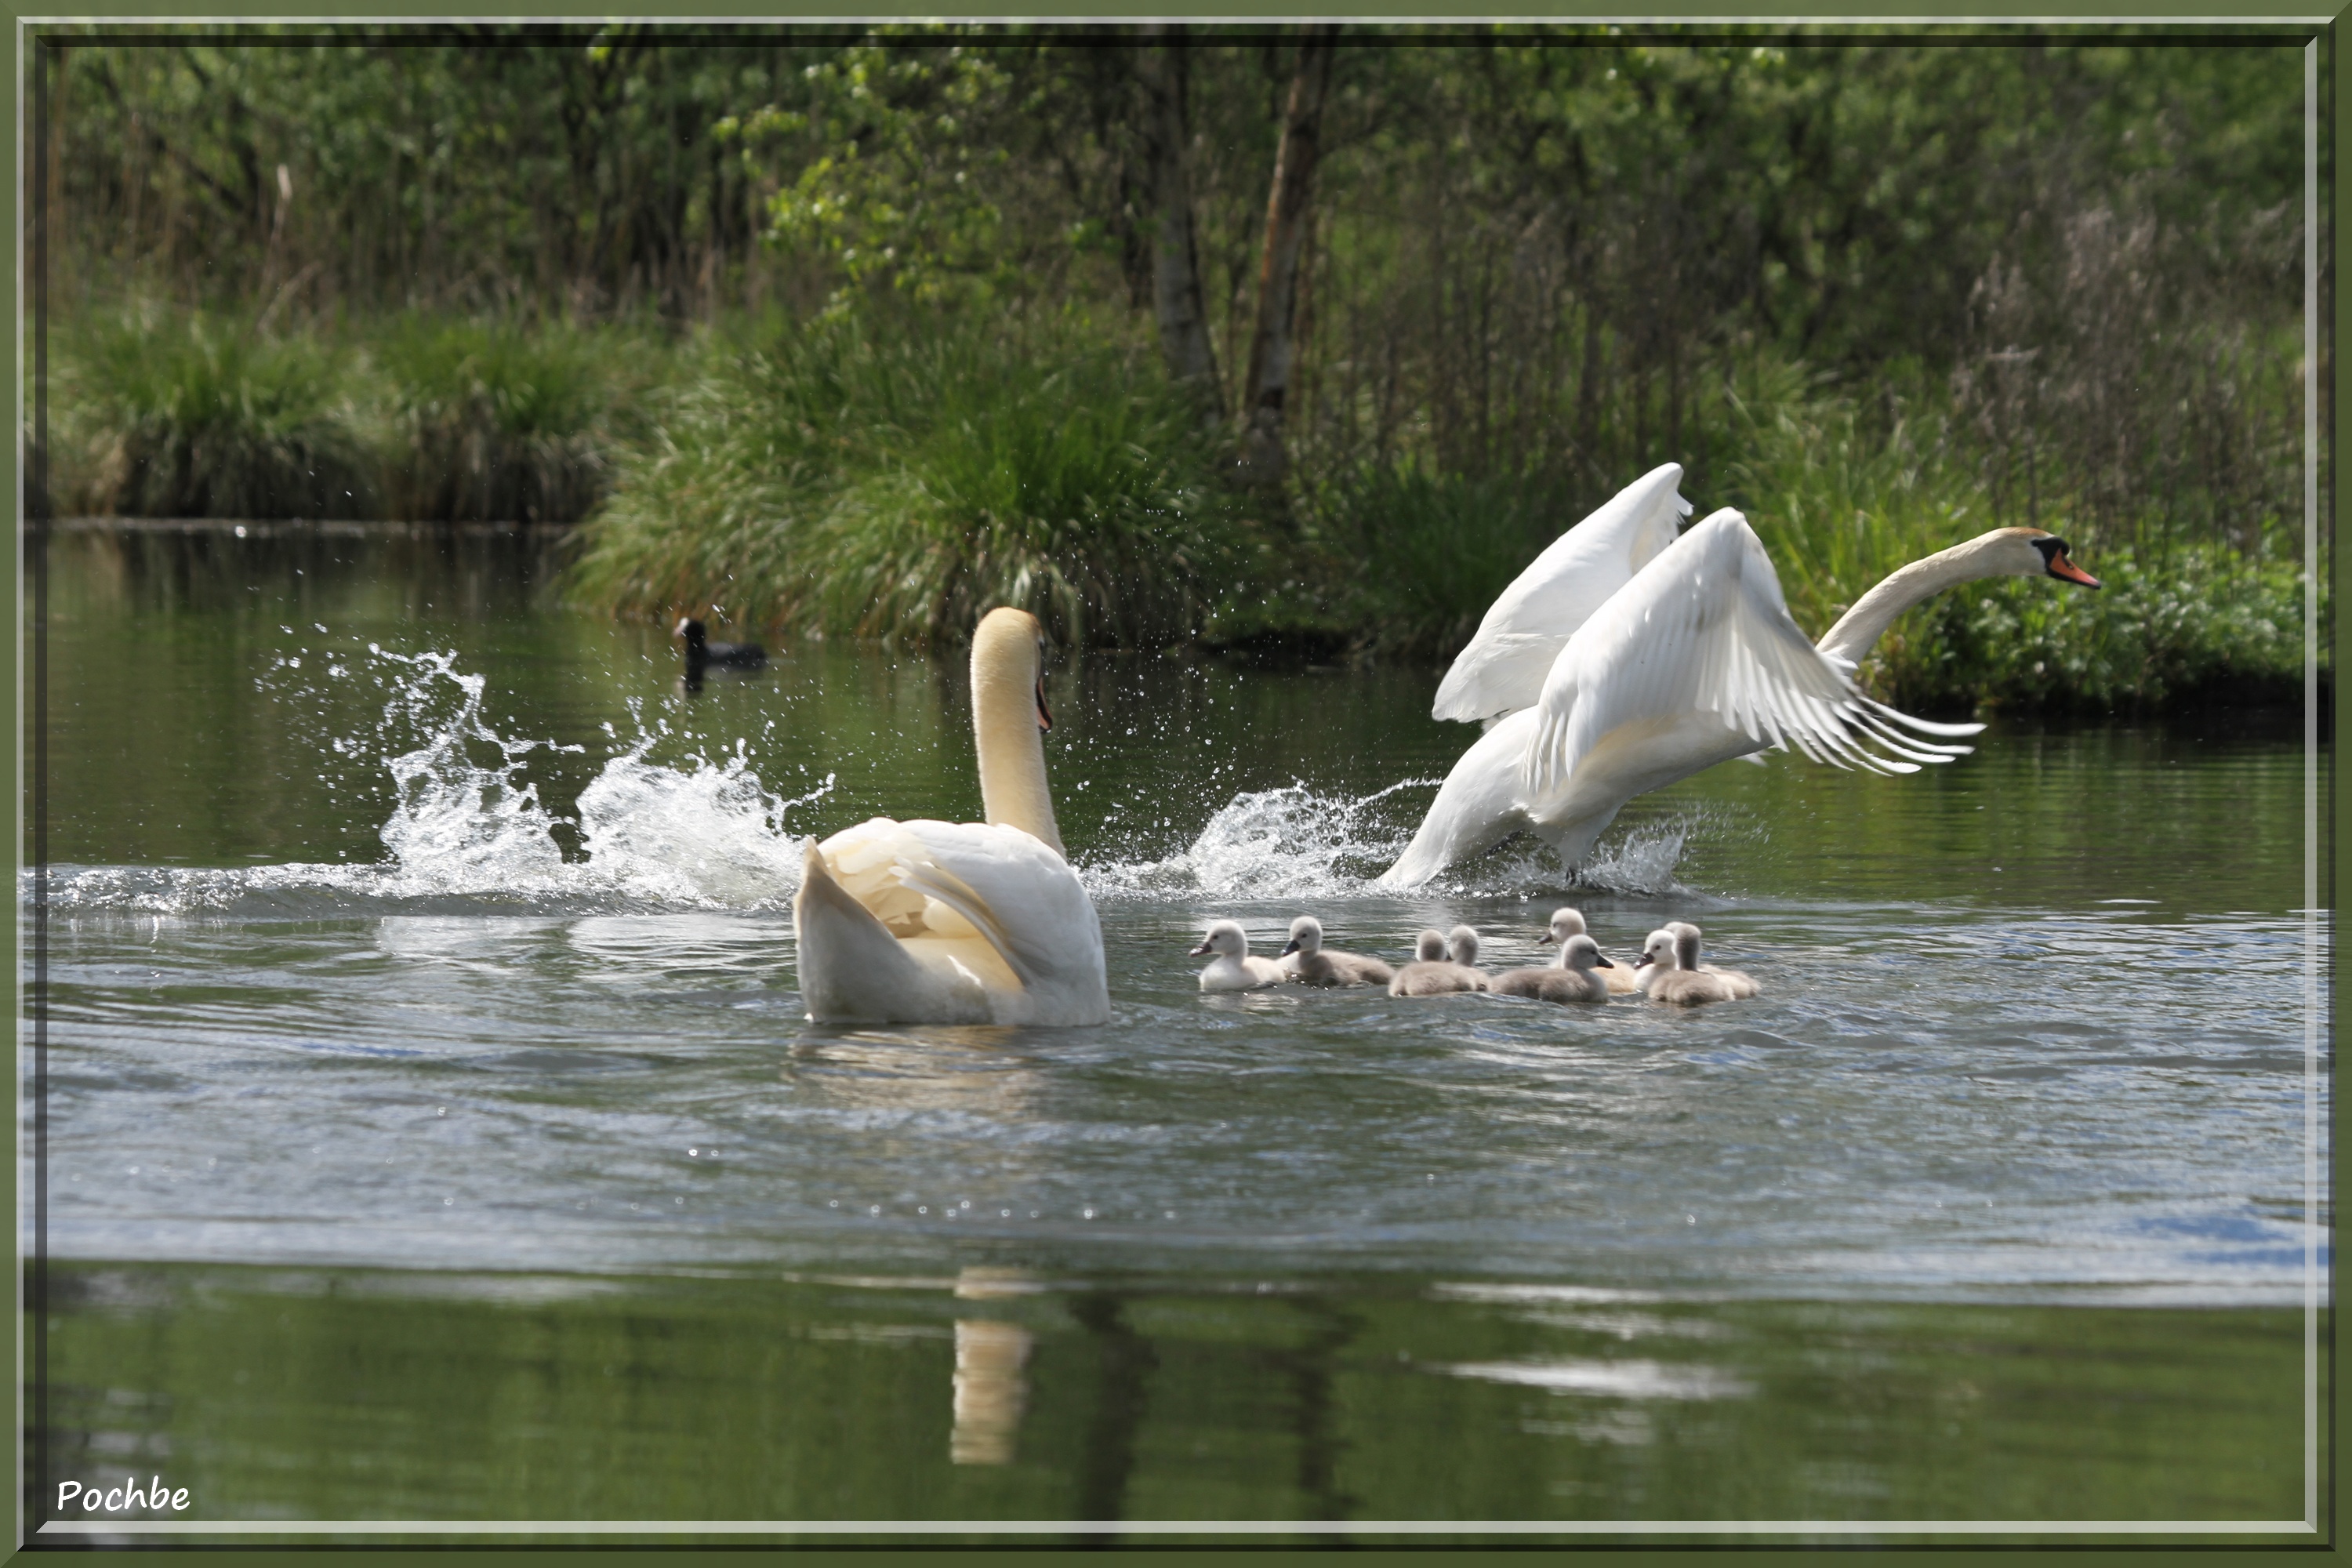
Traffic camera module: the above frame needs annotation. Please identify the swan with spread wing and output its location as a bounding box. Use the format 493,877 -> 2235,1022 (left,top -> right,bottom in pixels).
1379,511 -> 2100,887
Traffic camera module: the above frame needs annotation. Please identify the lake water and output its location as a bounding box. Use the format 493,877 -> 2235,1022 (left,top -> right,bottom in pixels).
25,521 -> 2329,1543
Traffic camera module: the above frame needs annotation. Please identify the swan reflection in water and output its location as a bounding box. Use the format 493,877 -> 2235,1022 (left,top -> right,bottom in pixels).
952,1267 -> 1040,1465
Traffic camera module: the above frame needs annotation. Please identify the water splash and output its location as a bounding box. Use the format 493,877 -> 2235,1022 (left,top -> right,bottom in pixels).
1081,780 -> 1430,901
42,647 -> 830,917
376,650 -> 576,891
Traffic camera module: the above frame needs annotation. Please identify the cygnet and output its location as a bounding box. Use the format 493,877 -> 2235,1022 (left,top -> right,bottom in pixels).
1390,925 -> 1490,996
1538,906 -> 1642,994
1635,927 -> 1750,1006
1192,920 -> 1286,992
1664,920 -> 1759,998
1279,916 -> 1395,988
1493,932 -> 1617,1004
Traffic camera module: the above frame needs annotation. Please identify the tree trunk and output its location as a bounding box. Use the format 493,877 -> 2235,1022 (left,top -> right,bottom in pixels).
1239,27 -> 1339,490
1135,30 -> 1222,419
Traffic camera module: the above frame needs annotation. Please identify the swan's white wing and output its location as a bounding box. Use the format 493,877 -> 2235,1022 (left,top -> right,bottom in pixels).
1525,510 -> 1977,797
815,818 -> 1109,1024
1432,463 -> 1692,724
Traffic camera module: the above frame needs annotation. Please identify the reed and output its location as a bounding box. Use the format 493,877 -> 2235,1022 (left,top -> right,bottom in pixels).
568,307 -> 1245,647
51,303 -> 372,519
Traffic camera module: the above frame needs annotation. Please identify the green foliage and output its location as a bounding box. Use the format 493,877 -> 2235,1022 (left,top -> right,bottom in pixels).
728,43 -> 1024,310
53,303 -> 372,519
568,306 -> 1246,647
371,315 -> 662,523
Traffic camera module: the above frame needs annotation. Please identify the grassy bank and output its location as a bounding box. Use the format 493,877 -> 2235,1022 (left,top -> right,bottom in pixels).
42,301 -> 2320,714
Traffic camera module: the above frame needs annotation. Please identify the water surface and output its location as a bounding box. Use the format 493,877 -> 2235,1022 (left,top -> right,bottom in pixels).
25,521 -> 2328,1540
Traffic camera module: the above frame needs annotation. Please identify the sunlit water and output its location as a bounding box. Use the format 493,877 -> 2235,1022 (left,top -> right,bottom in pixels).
23,522 -> 2329,1534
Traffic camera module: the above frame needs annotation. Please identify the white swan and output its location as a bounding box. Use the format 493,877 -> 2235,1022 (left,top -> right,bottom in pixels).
1193,920 -> 1287,992
1380,518 -> 2100,887
793,608 -> 1111,1026
1432,462 -> 1692,726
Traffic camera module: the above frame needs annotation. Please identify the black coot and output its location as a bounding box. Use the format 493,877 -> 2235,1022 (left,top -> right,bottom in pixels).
676,617 -> 768,676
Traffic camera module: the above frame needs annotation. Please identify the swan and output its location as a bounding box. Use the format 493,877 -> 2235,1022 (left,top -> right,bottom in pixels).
1635,927 -> 1751,1006
1379,517 -> 2101,887
792,608 -> 1110,1026
1537,906 -> 1642,993
1390,927 -> 1490,996
1664,920 -> 1758,998
1432,463 -> 1692,726
1492,931 -> 1616,1004
1193,920 -> 1287,992
1278,916 -> 1395,988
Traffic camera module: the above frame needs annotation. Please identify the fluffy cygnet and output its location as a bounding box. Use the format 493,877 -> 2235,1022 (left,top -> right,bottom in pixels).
1664,920 -> 1759,998
1635,927 -> 1749,1006
1390,925 -> 1490,996
1279,916 -> 1395,988
1539,906 -> 1642,994
1493,932 -> 1617,1004
1192,920 -> 1286,992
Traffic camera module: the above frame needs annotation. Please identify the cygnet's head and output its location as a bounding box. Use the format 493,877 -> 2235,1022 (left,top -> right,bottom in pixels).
1413,928 -> 1447,963
1446,925 -> 1481,966
1279,916 -> 1324,957
1666,920 -> 1704,970
1562,934 -> 1612,971
1538,907 -> 1588,944
1636,929 -> 1682,971
1190,920 -> 1249,959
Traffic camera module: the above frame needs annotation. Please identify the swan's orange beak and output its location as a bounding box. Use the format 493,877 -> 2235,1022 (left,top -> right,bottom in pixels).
2047,550 -> 2101,589
1034,674 -> 1053,731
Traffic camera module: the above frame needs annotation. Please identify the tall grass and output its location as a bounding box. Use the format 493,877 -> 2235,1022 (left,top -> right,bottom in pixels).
52,304 -> 372,519
569,309 -> 1247,647
372,316 -> 662,524
46,303 -> 656,524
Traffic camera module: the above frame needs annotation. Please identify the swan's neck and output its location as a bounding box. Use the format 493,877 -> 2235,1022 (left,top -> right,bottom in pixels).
971,623 -> 1064,856
1815,535 -> 2024,669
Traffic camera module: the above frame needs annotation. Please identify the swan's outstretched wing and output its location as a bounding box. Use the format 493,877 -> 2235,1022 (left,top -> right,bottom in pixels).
1525,510 -> 1981,797
816,818 -> 1109,1022
1432,463 -> 1692,724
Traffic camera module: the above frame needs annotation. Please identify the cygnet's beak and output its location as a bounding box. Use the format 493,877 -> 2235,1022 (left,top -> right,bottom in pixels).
1189,939 -> 1214,956
1595,954 -> 1615,968
1634,953 -> 1653,968
1534,929 -> 1558,942
1279,938 -> 1301,956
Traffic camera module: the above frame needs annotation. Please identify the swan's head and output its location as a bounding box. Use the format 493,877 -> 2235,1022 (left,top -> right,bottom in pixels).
1666,919 -> 1704,971
974,606 -> 1053,731
1191,920 -> 1250,959
1413,928 -> 1447,963
1993,528 -> 2102,589
1537,907 -> 1588,944
1563,934 -> 1612,971
1279,916 -> 1324,957
1636,929 -> 1682,971
1446,925 -> 1481,966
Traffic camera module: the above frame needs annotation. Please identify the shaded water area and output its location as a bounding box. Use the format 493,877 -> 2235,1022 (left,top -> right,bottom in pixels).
25,521 -> 2330,1542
